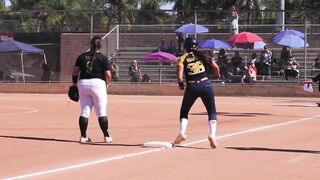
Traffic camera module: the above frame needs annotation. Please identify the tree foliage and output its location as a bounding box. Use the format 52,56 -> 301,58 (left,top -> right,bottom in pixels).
2,0 -> 320,33
0,0 -> 5,10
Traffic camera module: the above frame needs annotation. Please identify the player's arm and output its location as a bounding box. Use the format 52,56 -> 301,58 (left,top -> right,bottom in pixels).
72,66 -> 80,86
176,56 -> 185,90
104,70 -> 112,84
72,56 -> 82,86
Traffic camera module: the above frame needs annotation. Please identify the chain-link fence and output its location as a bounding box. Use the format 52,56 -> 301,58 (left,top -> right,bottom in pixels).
1,9 -> 320,83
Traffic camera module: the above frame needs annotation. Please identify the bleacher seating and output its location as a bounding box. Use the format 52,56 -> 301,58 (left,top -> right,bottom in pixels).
112,46 -> 320,84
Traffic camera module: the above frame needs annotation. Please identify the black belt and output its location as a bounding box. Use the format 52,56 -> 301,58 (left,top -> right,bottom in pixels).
187,77 -> 208,83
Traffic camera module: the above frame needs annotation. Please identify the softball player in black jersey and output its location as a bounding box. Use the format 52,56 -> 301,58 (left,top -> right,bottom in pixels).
72,36 -> 112,143
173,37 -> 220,149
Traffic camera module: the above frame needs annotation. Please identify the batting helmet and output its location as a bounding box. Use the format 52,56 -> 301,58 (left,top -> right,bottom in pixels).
183,37 -> 198,52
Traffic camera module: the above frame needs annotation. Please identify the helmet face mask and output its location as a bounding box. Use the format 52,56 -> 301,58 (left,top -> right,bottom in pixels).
183,37 -> 198,52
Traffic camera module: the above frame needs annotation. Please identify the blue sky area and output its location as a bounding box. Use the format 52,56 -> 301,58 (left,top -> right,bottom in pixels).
5,0 -> 10,6
160,2 -> 174,10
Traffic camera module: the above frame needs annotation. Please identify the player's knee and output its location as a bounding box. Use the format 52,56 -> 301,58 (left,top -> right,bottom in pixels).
179,114 -> 188,120
80,108 -> 91,118
96,110 -> 107,117
208,113 -> 217,120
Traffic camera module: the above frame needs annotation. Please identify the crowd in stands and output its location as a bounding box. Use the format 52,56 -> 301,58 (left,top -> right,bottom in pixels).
109,34 -> 320,84
213,45 -> 304,83
158,38 -> 179,56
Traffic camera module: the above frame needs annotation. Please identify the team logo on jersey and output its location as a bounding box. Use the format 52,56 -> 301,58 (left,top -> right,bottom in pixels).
85,55 -> 91,60
86,60 -> 93,73
186,56 -> 196,63
85,55 -> 94,73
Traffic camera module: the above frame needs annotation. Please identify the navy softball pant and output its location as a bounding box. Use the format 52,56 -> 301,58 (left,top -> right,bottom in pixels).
180,80 -> 217,120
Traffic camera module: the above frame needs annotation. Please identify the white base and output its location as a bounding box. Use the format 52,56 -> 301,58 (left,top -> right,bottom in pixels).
143,141 -> 173,148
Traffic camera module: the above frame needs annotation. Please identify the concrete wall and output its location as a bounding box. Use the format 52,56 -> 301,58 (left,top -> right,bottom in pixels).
0,83 -> 318,98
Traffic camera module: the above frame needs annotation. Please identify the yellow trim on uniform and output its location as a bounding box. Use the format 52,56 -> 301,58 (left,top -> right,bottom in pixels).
177,53 -> 188,67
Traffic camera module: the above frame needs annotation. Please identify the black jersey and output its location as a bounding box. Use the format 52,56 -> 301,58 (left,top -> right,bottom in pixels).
75,51 -> 110,81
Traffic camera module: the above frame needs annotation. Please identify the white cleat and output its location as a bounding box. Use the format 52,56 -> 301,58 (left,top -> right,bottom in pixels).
173,134 -> 187,145
104,136 -> 113,143
208,135 -> 218,149
80,137 -> 91,144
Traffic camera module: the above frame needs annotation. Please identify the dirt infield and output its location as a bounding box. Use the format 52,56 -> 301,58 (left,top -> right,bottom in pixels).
0,94 -> 319,180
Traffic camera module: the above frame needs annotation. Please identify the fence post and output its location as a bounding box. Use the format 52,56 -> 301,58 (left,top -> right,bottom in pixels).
304,18 -> 308,82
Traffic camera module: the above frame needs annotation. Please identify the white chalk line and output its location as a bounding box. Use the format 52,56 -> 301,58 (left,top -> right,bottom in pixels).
182,114 -> 320,146
3,114 -> 320,180
0,106 -> 39,115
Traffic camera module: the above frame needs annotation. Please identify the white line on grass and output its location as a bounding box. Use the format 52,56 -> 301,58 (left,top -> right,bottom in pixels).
3,114 -> 320,180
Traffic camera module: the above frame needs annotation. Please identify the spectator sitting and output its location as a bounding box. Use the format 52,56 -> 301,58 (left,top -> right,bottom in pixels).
284,56 -> 299,80
231,50 -> 243,75
129,60 -> 141,82
166,40 -> 178,55
159,39 -> 167,52
110,59 -> 119,82
280,46 -> 290,67
241,61 -> 257,84
217,49 -> 231,80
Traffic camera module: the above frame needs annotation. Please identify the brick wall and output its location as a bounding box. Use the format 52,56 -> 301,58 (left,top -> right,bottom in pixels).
0,83 -> 318,98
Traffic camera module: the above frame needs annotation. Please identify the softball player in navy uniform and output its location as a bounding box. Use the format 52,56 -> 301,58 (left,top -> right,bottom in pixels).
72,36 -> 112,143
173,37 -> 220,149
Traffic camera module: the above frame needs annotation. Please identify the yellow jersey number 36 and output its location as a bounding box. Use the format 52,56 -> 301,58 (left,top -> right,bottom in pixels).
187,61 -> 205,75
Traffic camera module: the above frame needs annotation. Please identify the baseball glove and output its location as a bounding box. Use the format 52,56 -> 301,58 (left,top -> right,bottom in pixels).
68,85 -> 79,102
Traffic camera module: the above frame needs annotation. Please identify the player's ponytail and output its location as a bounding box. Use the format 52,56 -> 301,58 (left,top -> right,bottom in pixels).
195,50 -> 213,65
90,36 -> 102,52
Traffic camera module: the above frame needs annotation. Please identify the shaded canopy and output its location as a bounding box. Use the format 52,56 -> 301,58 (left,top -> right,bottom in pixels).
0,39 -> 44,54
0,39 -> 46,83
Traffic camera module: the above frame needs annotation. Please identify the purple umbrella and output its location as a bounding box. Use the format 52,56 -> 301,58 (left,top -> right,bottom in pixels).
142,51 -> 178,62
142,51 -> 177,83
272,35 -> 308,48
175,23 -> 208,33
272,29 -> 304,42
199,39 -> 230,49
